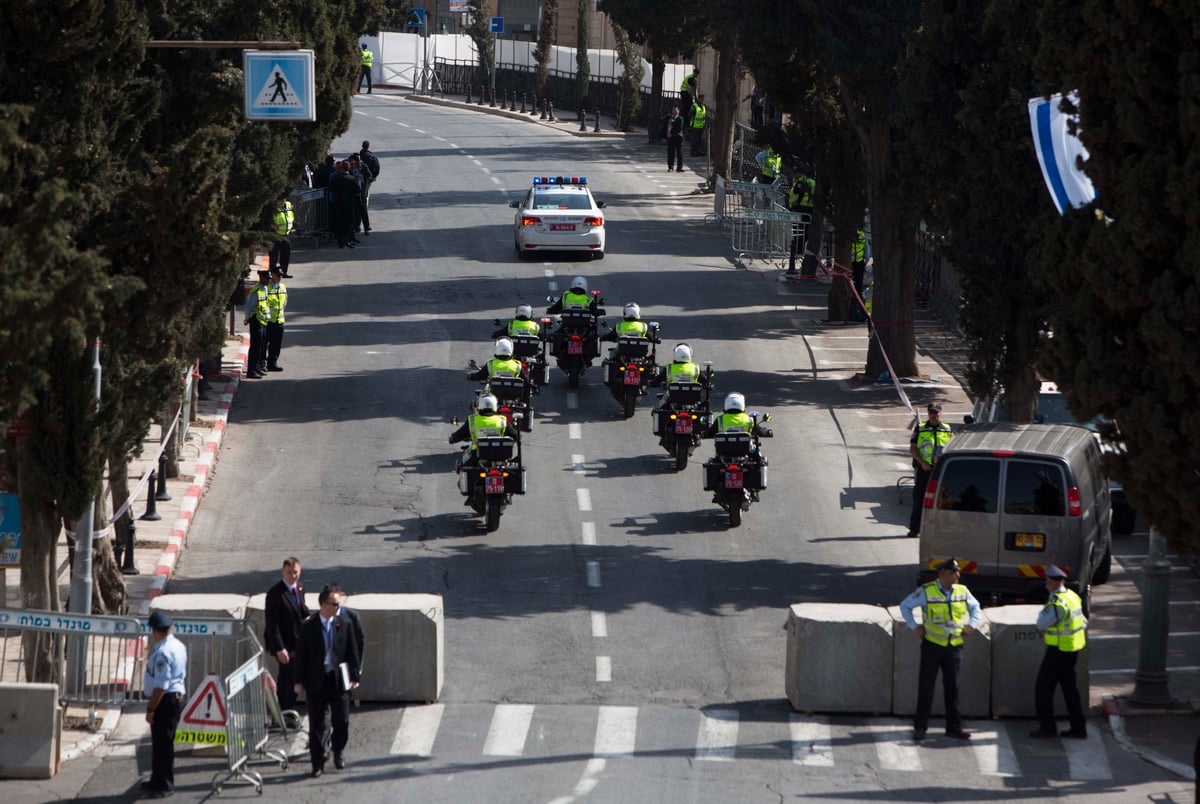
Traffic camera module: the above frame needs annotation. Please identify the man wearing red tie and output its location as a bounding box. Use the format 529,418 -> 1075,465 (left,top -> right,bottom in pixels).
294,583 -> 363,777
264,557 -> 310,712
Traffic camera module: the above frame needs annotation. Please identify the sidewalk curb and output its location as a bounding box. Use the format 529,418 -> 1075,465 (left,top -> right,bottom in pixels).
59,705 -> 121,763
401,91 -> 630,140
140,336 -> 248,615
1104,694 -> 1197,781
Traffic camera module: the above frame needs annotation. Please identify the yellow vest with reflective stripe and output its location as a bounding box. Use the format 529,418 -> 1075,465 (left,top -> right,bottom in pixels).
486,357 -> 522,379
468,412 -> 507,450
254,285 -> 271,325
763,151 -> 781,179
921,582 -> 969,646
1044,588 -> 1087,651
716,411 -> 752,433
361,49 -> 373,67
616,320 -> 648,337
915,422 -> 953,464
561,291 -> 590,310
666,362 -> 700,383
273,201 -> 294,236
690,103 -> 707,128
507,318 -> 540,336
267,283 -> 287,324
851,230 -> 867,262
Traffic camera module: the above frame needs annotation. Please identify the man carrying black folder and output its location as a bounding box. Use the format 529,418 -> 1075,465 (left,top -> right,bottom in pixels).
293,583 -> 363,777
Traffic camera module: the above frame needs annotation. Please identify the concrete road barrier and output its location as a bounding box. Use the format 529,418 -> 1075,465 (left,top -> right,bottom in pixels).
889,606 -> 991,717
988,605 -> 1088,717
348,593 -> 443,703
785,603 -> 892,714
0,682 -> 59,778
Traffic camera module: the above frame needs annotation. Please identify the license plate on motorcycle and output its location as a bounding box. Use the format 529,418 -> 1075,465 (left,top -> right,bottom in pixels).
725,470 -> 743,489
485,475 -> 505,494
550,223 -> 576,231
623,367 -> 640,385
567,340 -> 583,355
674,417 -> 693,434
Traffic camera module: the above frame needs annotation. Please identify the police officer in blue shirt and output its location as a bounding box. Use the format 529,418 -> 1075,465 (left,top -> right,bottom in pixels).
142,610 -> 188,798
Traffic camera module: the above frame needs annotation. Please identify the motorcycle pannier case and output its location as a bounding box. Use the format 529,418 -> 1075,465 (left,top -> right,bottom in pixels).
488,376 -> 525,402
703,459 -> 766,491
510,333 -> 542,359
667,382 -> 704,405
475,437 -> 515,462
616,336 -> 650,359
713,432 -> 752,457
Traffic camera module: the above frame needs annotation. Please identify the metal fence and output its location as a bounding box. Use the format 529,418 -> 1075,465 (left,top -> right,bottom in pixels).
212,654 -> 287,795
289,187 -> 330,247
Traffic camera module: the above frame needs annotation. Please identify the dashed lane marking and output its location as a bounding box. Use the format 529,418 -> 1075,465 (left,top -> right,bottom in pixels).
595,656 -> 612,683
591,611 -> 607,637
581,522 -> 596,546
577,488 -> 592,511
586,561 -> 600,587
390,704 -> 444,757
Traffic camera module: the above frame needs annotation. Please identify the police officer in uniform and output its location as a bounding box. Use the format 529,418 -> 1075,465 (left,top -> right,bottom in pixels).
602,302 -> 655,343
448,394 -> 518,470
899,558 -> 982,742
908,402 -> 953,537
1030,565 -> 1089,739
688,95 -> 708,156
265,267 -> 288,372
243,268 -> 271,379
358,42 -> 373,93
546,276 -> 600,315
270,192 -> 295,278
702,392 -> 772,440
787,171 -> 815,272
492,304 -> 542,339
142,610 -> 187,798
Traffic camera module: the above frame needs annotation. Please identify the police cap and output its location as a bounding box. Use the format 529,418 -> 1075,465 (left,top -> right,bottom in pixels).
1044,565 -> 1068,579
935,557 -> 960,572
148,610 -> 173,630
927,402 -> 943,412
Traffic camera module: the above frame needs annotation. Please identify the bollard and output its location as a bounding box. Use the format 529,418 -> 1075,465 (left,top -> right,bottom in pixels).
140,470 -> 162,521
548,101 -> 556,122
579,108 -> 587,132
477,86 -> 486,106
488,86 -> 496,107
594,109 -> 601,133
466,83 -> 473,104
155,453 -> 172,501
120,518 -> 140,575
540,98 -> 548,120
530,96 -> 539,116
520,92 -> 527,114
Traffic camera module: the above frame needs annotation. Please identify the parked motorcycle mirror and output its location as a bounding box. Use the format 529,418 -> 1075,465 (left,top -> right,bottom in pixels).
546,295 -> 555,304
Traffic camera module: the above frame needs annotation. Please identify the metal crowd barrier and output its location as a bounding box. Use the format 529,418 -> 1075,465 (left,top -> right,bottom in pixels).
212,654 -> 287,795
0,609 -> 144,728
729,208 -> 809,269
289,187 -> 330,247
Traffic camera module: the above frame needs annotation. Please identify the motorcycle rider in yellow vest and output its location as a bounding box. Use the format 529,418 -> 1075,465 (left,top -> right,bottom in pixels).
448,394 -> 517,469
467,338 -> 527,391
1030,565 -> 1089,739
492,304 -> 542,339
702,393 -> 771,440
899,557 -> 982,742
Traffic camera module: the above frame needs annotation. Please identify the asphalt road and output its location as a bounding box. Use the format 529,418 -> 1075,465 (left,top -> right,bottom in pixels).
59,96 -> 1190,804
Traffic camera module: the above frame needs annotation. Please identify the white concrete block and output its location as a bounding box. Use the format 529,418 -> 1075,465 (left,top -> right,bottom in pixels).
346,594 -> 443,703
988,605 -> 1089,717
785,603 -> 892,714
889,606 -> 991,717
0,682 -> 59,778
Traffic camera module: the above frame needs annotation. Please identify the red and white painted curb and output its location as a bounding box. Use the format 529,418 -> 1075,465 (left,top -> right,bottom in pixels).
139,335 -> 249,616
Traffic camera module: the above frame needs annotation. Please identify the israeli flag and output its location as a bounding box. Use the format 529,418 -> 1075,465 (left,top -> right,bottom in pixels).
1028,92 -> 1096,215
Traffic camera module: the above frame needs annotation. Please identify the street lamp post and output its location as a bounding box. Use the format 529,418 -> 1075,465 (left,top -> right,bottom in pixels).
66,337 -> 101,694
1129,526 -> 1174,706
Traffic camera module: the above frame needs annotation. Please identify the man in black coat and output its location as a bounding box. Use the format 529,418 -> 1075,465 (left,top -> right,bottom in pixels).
264,557 -> 310,712
293,583 -> 363,777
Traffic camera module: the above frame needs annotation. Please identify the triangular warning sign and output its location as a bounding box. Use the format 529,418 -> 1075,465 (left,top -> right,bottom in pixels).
252,63 -> 302,109
180,674 -> 228,727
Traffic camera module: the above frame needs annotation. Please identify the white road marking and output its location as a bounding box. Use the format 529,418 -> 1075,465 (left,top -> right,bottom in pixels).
376,116 -> 390,122
594,706 -> 637,757
482,704 -> 534,756
572,454 -> 586,473
491,176 -> 502,184
591,611 -> 607,637
398,121 -> 410,127
969,721 -> 1019,777
595,656 -> 612,682
789,715 -> 834,767
869,722 -> 922,771
548,756 -> 607,804
433,135 -> 445,141
449,143 -> 458,148
414,128 -> 426,134
586,561 -> 601,587
548,281 -> 559,292
577,488 -> 592,511
544,269 -> 555,278
389,704 -> 444,757
1091,632 -> 1200,640
581,522 -> 596,545
695,709 -> 739,761
1063,730 -> 1112,779
569,423 -> 582,439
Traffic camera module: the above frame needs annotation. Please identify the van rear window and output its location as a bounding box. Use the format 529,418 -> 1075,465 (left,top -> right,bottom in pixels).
1004,460 -> 1066,516
937,459 -> 999,512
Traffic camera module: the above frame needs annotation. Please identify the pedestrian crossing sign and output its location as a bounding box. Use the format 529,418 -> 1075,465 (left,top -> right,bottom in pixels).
244,50 -> 315,121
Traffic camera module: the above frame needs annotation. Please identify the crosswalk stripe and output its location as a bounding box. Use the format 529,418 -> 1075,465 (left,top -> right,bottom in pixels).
869,722 -> 922,771
790,714 -> 834,766
483,704 -> 534,756
594,706 -> 638,757
969,721 -> 1019,777
390,704 -> 443,757
1063,731 -> 1112,780
695,709 -> 739,761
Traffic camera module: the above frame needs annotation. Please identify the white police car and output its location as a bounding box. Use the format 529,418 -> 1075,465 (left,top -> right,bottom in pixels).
509,176 -> 606,259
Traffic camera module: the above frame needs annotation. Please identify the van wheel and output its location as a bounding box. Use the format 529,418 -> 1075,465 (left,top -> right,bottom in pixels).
1091,540 -> 1113,585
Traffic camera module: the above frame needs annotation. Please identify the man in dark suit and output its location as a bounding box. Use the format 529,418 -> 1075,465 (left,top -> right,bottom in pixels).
264,557 -> 310,712
293,583 -> 362,777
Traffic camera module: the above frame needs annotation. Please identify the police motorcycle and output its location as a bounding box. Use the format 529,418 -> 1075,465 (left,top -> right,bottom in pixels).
491,306 -> 552,395
600,304 -> 660,418
651,351 -> 714,470
701,393 -> 773,528
545,278 -> 606,388
466,339 -> 536,433
451,392 -> 526,533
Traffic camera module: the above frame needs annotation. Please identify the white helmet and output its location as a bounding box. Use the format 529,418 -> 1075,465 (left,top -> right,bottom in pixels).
623,302 -> 640,321
477,394 -> 499,415
673,343 -> 693,363
724,392 -> 746,413
515,304 -> 533,320
494,337 -> 514,358
570,276 -> 588,293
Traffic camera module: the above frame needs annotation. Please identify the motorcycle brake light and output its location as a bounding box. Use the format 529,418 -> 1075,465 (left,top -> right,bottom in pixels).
728,464 -> 740,471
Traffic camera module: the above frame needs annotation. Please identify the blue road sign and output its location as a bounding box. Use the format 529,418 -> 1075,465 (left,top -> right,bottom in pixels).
410,8 -> 426,26
244,50 -> 316,122
0,492 -> 21,567
490,17 -> 504,33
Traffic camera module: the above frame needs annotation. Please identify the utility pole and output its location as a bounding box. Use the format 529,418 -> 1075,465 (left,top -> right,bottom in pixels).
67,337 -> 101,694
